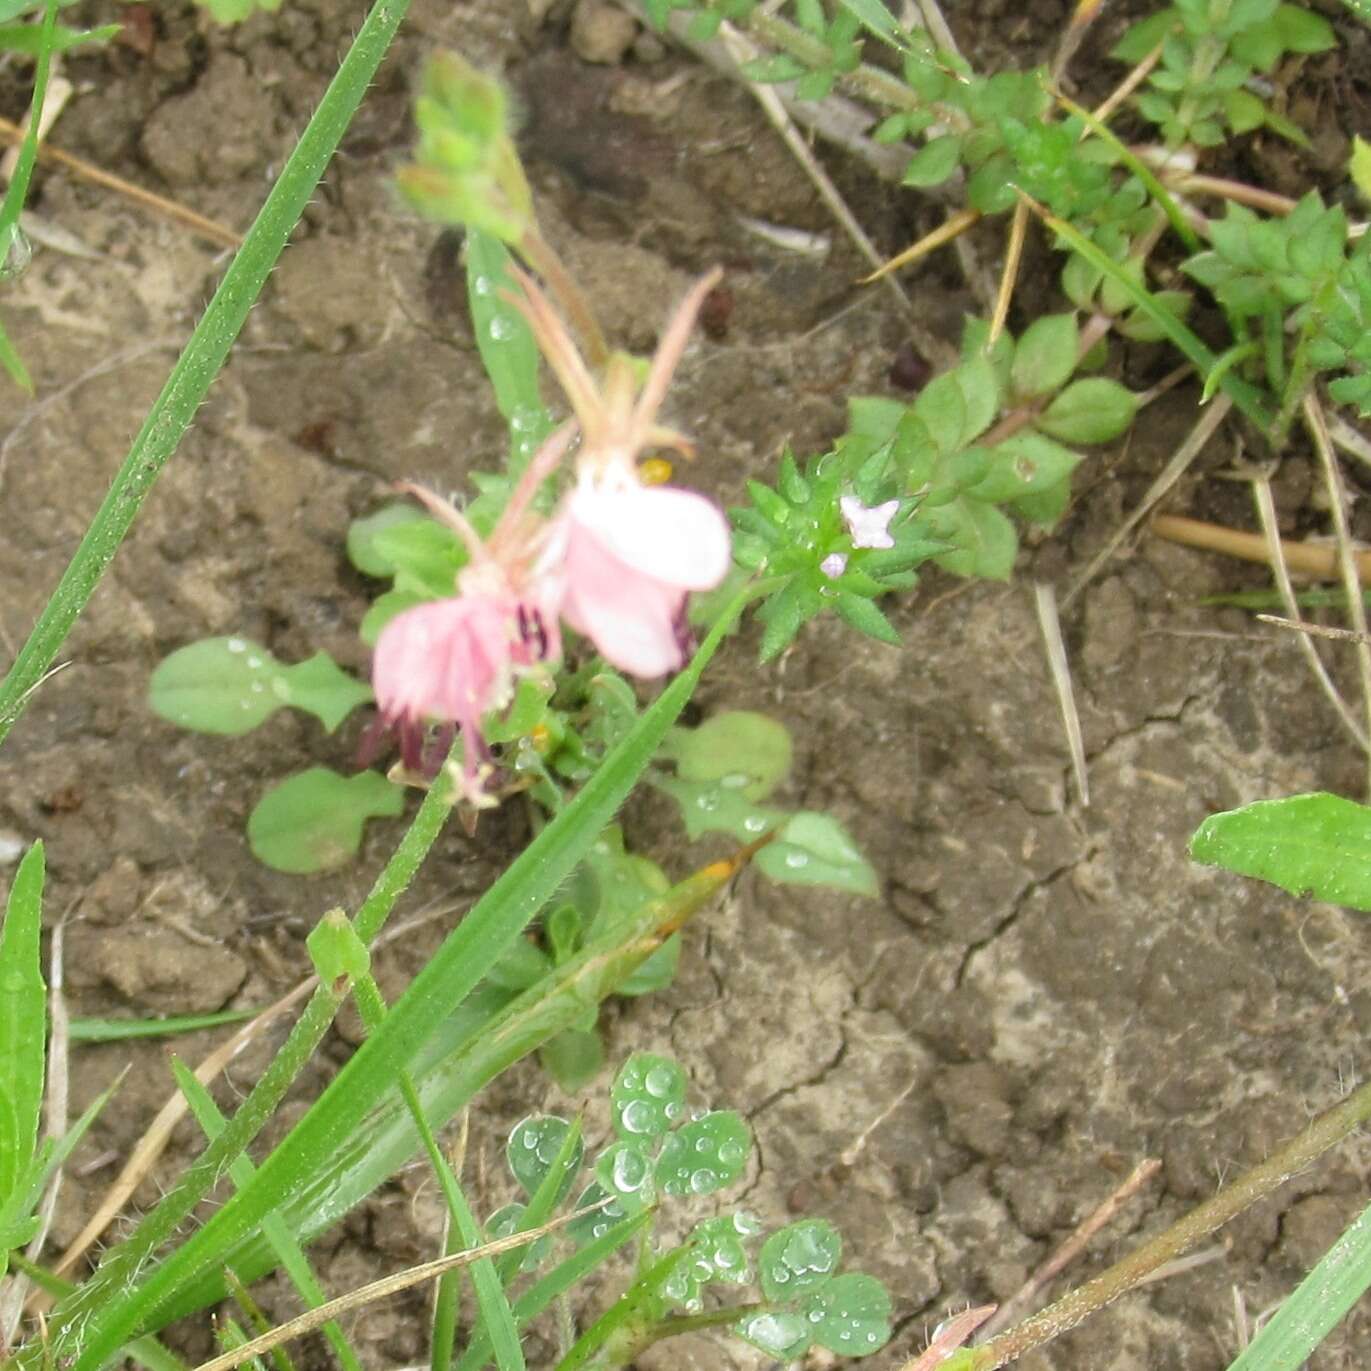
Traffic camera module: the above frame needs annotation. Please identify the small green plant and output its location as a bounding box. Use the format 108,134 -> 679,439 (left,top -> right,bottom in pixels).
461,1053 -> 892,1371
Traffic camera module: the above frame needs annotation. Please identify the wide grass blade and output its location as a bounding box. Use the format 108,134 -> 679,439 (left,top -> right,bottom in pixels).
0,0 -> 412,749
1225,1201 -> 1371,1370
0,841 -> 46,1211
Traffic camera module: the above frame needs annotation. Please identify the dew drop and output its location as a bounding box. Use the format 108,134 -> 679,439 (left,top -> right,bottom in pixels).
250,681 -> 264,694
784,850 -> 809,869
690,1169 -> 716,1193
488,316 -> 516,342
742,815 -> 767,833
226,638 -> 246,653
471,275 -> 494,296
246,655 -> 263,669
620,1099 -> 655,1135
644,1064 -> 676,1098
720,772 -> 750,789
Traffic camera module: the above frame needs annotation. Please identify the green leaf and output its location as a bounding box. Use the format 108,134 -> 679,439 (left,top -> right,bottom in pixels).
1011,314 -> 1079,398
0,841 -> 45,1207
467,229 -> 553,473
655,1111 -> 751,1197
616,933 -> 679,997
538,1028 -> 603,1091
925,499 -> 1018,580
758,1219 -> 842,1302
247,768 -> 405,874
1351,137 -> 1371,204
149,640 -> 371,736
611,1053 -> 686,1142
735,1309 -> 812,1361
662,1213 -> 758,1309
372,518 -> 465,597
971,432 -> 1082,503
485,1202 -> 551,1273
595,1139 -> 656,1213
1190,792 -> 1371,910
902,134 -> 963,187
659,711 -> 792,802
346,503 -> 429,577
506,1115 -> 583,1201
1036,377 -> 1137,444
801,1272 -> 892,1356
306,910 -> 372,988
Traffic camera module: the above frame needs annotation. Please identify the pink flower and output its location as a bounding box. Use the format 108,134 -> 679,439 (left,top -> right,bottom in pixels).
368,426 -> 573,803
556,479 -> 732,676
508,265 -> 734,676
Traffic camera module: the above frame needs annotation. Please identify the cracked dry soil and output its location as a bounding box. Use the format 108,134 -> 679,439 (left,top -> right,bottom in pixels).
2,1 -> 1370,1368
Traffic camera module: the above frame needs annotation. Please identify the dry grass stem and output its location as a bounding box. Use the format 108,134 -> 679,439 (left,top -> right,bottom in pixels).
1033,583 -> 1089,808
1257,614 -> 1371,645
1249,475 -> 1370,753
860,208 -> 981,284
988,199 -> 1028,345
978,1159 -> 1160,1342
0,115 -> 241,249
1064,391 -> 1232,609
1091,39 -> 1165,126
1303,393 -> 1371,785
188,1202 -> 610,1371
1327,414 -> 1371,472
1152,512 -> 1371,582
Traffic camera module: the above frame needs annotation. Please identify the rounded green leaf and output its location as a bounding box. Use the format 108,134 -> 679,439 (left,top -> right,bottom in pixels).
655,1110 -> 751,1198
1190,792 -> 1371,911
661,711 -> 793,801
758,1219 -> 842,1303
595,1140 -> 656,1213
612,1052 -> 686,1142
1036,377 -> 1137,444
346,503 -> 429,577
801,1272 -> 892,1356
970,432 -> 1082,503
755,812 -> 879,897
485,1202 -> 550,1272
246,768 -> 404,874
507,1115 -> 581,1199
663,1213 -> 755,1310
566,1181 -> 628,1248
150,639 -> 370,735
735,1310 -> 812,1361
150,638 -> 292,735
1010,314 -> 1079,398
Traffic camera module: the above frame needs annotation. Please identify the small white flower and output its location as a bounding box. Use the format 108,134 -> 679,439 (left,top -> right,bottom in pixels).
820,552 -> 848,579
840,495 -> 899,550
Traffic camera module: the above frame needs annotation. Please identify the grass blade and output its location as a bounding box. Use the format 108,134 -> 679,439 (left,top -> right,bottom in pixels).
1225,1201 -> 1371,1370
171,1058 -> 365,1371
68,1008 -> 257,1042
0,0 -> 411,749
0,841 -> 46,1211
452,1211 -> 652,1371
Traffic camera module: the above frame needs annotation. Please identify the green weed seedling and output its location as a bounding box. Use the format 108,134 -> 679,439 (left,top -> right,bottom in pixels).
455,1053 -> 891,1371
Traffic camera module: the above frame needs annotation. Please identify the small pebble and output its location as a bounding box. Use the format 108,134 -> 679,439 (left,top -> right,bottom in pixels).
0,830 -> 26,866
570,0 -> 638,64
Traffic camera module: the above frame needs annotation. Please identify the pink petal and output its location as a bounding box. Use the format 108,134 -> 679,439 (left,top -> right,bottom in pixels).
566,484 -> 732,591
560,522 -> 687,677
